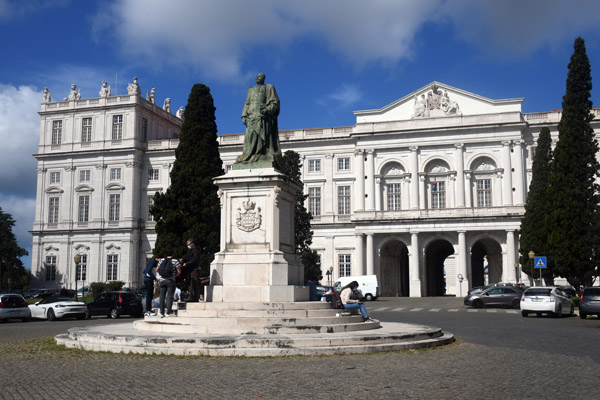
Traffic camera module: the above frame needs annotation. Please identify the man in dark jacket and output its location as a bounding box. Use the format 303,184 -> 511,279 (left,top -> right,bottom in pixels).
180,238 -> 202,302
142,255 -> 159,315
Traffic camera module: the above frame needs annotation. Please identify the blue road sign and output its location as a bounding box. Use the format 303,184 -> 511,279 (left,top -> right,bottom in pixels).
534,256 -> 547,269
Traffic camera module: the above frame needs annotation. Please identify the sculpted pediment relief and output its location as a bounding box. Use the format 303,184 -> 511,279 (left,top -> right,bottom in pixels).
412,83 -> 462,118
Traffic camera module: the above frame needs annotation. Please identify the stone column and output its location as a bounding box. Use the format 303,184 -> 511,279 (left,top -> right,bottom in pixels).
419,175 -> 426,210
506,230 -> 517,283
366,149 -> 375,211
502,141 -> 513,206
513,140 -> 525,206
366,233 -> 374,275
410,232 -> 422,297
375,178 -> 382,211
354,149 -> 365,212
324,153 -> 334,215
409,146 -> 419,209
464,172 -> 472,208
455,144 -> 465,207
458,231 -> 469,291
355,234 -> 365,275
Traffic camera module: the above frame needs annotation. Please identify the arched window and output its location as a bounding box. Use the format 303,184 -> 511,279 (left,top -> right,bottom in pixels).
425,160 -> 451,209
470,157 -> 497,208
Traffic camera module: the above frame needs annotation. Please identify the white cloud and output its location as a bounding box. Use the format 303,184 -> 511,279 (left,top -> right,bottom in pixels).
318,83 -> 363,110
0,84 -> 40,197
93,0 -> 600,81
0,0 -> 69,23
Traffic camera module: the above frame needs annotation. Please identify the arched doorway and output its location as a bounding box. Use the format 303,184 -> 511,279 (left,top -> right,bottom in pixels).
380,240 -> 409,297
425,240 -> 454,296
471,239 -> 503,287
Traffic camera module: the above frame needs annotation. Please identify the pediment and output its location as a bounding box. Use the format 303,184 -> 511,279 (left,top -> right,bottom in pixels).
75,184 -> 94,192
45,186 -> 64,194
105,182 -> 125,191
354,81 -> 523,124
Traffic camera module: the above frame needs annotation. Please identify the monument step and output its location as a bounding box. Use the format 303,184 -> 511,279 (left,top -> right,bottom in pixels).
178,301 -> 333,311
55,323 -> 454,356
176,308 -> 356,318
133,319 -> 380,335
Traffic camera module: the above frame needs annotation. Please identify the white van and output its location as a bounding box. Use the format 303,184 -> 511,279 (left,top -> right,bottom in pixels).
333,275 -> 380,301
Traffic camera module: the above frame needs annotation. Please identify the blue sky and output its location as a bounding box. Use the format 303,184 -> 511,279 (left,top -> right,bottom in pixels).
1,0 -> 600,270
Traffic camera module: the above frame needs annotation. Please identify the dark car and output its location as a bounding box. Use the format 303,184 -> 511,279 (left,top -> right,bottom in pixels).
0,294 -> 31,322
464,286 -> 523,309
579,287 -> 600,319
87,291 -> 143,319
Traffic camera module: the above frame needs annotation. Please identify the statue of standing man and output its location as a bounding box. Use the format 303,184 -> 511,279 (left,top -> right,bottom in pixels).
234,73 -> 282,169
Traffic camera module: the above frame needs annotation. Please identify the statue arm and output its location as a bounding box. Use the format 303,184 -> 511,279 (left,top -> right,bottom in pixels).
262,85 -> 280,116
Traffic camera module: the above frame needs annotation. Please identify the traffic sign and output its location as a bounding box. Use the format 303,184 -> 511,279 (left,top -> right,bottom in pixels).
534,256 -> 547,269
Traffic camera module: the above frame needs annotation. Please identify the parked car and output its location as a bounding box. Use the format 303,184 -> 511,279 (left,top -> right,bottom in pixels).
0,293 -> 31,322
87,291 -> 143,319
468,286 -> 488,295
76,286 -> 91,296
333,275 -> 380,301
579,287 -> 600,319
557,285 -> 577,298
520,287 -> 574,317
22,289 -> 43,299
29,296 -> 88,321
464,286 -> 523,309
315,285 -> 334,301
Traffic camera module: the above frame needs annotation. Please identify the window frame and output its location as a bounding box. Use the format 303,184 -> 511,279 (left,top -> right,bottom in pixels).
107,254 -> 118,281
48,197 -> 60,224
386,182 -> 402,211
45,255 -> 57,281
308,159 -> 321,173
81,117 -> 92,143
337,185 -> 351,215
108,193 -> 120,221
51,120 -> 62,145
337,157 -> 351,171
308,186 -> 321,217
338,254 -> 352,277
112,115 -> 123,140
78,194 -> 90,222
49,171 -> 61,184
431,180 -> 446,209
476,178 -> 492,208
109,168 -> 121,181
148,168 -> 159,181
76,254 -> 87,281
79,169 -> 91,183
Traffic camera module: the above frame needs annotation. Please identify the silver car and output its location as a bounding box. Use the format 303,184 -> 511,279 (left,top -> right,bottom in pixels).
0,294 -> 31,322
520,287 -> 574,317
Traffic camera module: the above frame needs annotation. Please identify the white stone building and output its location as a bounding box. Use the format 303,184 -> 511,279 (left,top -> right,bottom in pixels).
30,81 -> 599,296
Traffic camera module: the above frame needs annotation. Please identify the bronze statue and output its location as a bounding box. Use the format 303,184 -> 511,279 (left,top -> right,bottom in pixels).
234,73 -> 281,169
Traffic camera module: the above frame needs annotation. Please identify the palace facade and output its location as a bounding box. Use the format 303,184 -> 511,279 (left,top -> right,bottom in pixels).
30,81 -> 599,296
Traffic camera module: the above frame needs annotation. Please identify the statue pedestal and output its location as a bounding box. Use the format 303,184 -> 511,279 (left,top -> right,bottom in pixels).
206,168 -> 308,302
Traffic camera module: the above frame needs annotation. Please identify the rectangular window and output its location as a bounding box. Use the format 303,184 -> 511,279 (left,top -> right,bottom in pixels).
49,171 -> 61,184
78,195 -> 89,222
141,117 -> 147,141
148,168 -> 159,181
82,117 -> 92,143
308,187 -> 321,217
77,255 -> 87,281
107,254 -> 118,281
112,115 -> 123,140
530,146 -> 536,160
147,194 -> 155,221
79,169 -> 91,182
431,180 -> 446,209
477,179 -> 492,208
387,183 -> 402,211
338,254 -> 351,277
45,256 -> 57,281
48,197 -> 59,223
52,120 -> 62,144
110,168 -> 121,180
338,185 -> 351,215
308,159 -> 321,173
109,194 -> 120,221
337,157 -> 350,171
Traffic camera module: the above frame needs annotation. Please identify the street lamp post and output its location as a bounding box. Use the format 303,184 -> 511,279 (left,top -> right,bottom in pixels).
74,254 -> 81,300
528,251 -> 535,287
514,263 -> 520,284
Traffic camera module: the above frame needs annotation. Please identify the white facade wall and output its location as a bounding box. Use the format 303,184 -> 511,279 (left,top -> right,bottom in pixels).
31,81 -> 600,296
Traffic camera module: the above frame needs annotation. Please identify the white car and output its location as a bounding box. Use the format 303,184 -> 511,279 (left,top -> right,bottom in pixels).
29,296 -> 88,321
520,287 -> 574,318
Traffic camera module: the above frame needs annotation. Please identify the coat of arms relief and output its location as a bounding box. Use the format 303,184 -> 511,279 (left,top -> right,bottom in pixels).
236,198 -> 262,232
412,84 -> 462,118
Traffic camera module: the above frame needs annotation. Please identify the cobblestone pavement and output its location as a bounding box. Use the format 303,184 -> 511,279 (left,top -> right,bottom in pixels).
1,335 -> 598,399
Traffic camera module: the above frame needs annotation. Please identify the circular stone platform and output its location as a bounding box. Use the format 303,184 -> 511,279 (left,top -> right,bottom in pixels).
55,301 -> 453,356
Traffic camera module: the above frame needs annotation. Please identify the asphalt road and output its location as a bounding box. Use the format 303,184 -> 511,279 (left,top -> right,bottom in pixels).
1,298 -> 599,399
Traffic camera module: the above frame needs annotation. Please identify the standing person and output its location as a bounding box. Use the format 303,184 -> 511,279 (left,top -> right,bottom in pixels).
142,255 -> 160,316
180,238 -> 201,302
158,248 -> 181,317
340,281 -> 374,322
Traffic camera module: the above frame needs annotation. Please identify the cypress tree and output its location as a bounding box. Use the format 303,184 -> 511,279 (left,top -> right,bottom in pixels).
151,84 -> 223,276
546,37 -> 600,288
280,150 -> 321,281
0,207 -> 29,290
519,127 -> 553,285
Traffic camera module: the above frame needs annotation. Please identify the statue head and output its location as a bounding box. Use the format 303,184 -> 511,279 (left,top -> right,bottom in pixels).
256,73 -> 266,85
71,84 -> 76,90
102,80 -> 107,87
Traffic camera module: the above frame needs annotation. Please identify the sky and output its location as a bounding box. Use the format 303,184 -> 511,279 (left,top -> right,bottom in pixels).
1,0 -> 600,270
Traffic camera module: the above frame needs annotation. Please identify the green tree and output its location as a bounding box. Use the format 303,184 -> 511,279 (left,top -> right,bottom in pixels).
0,207 -> 29,290
519,127 -> 553,285
151,84 -> 223,276
279,150 -> 321,281
546,37 -> 600,288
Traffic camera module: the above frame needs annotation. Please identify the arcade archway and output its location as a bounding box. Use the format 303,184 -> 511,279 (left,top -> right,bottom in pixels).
380,240 -> 409,297
424,239 -> 454,296
471,239 -> 503,287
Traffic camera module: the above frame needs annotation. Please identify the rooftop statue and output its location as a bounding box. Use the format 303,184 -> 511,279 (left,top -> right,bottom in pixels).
234,72 -> 281,169
163,98 -> 171,113
42,88 -> 51,103
68,84 -> 81,101
176,106 -> 184,120
99,80 -> 111,98
146,87 -> 156,104
127,77 -> 141,96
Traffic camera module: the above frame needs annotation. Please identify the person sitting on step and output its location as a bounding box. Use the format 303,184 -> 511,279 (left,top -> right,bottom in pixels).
340,280 -> 374,322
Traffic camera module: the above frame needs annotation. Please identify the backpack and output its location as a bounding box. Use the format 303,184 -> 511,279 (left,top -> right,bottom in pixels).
158,258 -> 173,278
330,290 -> 344,309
